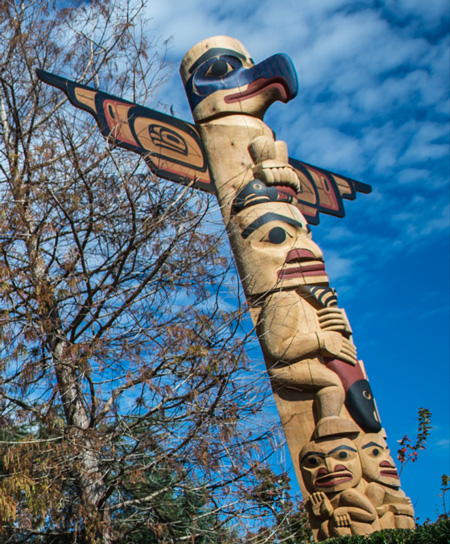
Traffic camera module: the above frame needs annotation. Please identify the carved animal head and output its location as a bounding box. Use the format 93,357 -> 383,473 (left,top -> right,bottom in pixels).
180,35 -> 298,122
345,379 -> 382,434
300,437 -> 362,494
357,433 -> 401,489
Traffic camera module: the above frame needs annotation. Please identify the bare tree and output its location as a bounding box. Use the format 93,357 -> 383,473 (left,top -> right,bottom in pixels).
0,1 -> 307,542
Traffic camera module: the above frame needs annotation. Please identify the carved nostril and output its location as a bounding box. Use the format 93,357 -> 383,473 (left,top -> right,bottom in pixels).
286,248 -> 316,263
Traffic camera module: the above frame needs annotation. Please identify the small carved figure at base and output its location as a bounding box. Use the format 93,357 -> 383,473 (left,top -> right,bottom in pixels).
300,437 -> 381,540
357,433 -> 416,530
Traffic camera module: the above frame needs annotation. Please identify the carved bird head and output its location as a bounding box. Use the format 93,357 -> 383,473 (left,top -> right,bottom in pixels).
180,36 -> 298,122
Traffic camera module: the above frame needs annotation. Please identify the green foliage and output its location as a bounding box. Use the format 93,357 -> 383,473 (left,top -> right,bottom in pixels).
240,467 -> 313,543
440,475 -> 450,519
321,518 -> 450,544
397,408 -> 433,474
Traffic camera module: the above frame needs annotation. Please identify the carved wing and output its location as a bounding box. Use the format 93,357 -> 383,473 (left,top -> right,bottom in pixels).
289,157 -> 372,225
35,70 -> 370,218
36,69 -> 214,193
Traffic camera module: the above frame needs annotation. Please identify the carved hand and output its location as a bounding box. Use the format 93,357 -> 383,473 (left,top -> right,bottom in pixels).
317,331 -> 357,365
333,510 -> 352,527
317,307 -> 352,337
309,491 -> 333,518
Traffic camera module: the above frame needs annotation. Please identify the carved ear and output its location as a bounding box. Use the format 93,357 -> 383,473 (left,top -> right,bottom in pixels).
288,157 -> 371,225
36,70 -> 214,193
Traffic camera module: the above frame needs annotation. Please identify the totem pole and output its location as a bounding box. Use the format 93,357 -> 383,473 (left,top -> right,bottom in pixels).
37,35 -> 415,540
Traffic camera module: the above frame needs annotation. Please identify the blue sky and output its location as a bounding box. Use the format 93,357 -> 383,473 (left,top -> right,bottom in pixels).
143,0 -> 449,522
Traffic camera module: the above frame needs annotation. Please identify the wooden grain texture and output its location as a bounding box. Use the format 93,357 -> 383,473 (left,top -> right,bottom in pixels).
180,36 -> 413,540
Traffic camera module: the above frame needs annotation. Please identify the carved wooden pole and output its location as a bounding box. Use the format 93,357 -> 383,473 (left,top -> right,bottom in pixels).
179,36 -> 415,540
37,35 -> 415,541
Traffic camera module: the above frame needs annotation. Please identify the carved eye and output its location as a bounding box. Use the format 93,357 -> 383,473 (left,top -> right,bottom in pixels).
268,227 -> 287,244
372,448 -> 380,457
307,457 -> 319,467
205,59 -> 234,77
338,451 -> 348,459
363,390 -> 372,400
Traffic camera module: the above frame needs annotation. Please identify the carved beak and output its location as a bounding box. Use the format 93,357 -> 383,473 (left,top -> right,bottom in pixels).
224,53 -> 299,107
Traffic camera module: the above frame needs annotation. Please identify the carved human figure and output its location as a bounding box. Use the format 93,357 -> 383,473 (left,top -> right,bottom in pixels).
300,437 -> 381,540
228,186 -> 381,437
357,433 -> 415,529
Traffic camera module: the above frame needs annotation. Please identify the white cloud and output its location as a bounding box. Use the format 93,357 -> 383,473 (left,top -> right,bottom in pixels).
321,251 -> 355,280
401,122 -> 449,163
397,168 -> 430,185
383,0 -> 450,28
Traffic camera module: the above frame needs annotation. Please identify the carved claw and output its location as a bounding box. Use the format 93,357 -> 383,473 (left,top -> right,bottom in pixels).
252,160 -> 301,192
249,136 -> 301,193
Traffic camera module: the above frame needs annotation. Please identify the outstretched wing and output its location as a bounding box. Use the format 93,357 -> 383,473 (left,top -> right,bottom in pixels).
289,157 -> 371,225
35,70 -> 370,217
36,69 -> 214,193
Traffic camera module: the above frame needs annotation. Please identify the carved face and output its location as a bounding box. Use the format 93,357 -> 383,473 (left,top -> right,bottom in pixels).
357,434 -> 401,488
300,437 -> 362,493
180,36 -> 298,122
229,200 -> 328,296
